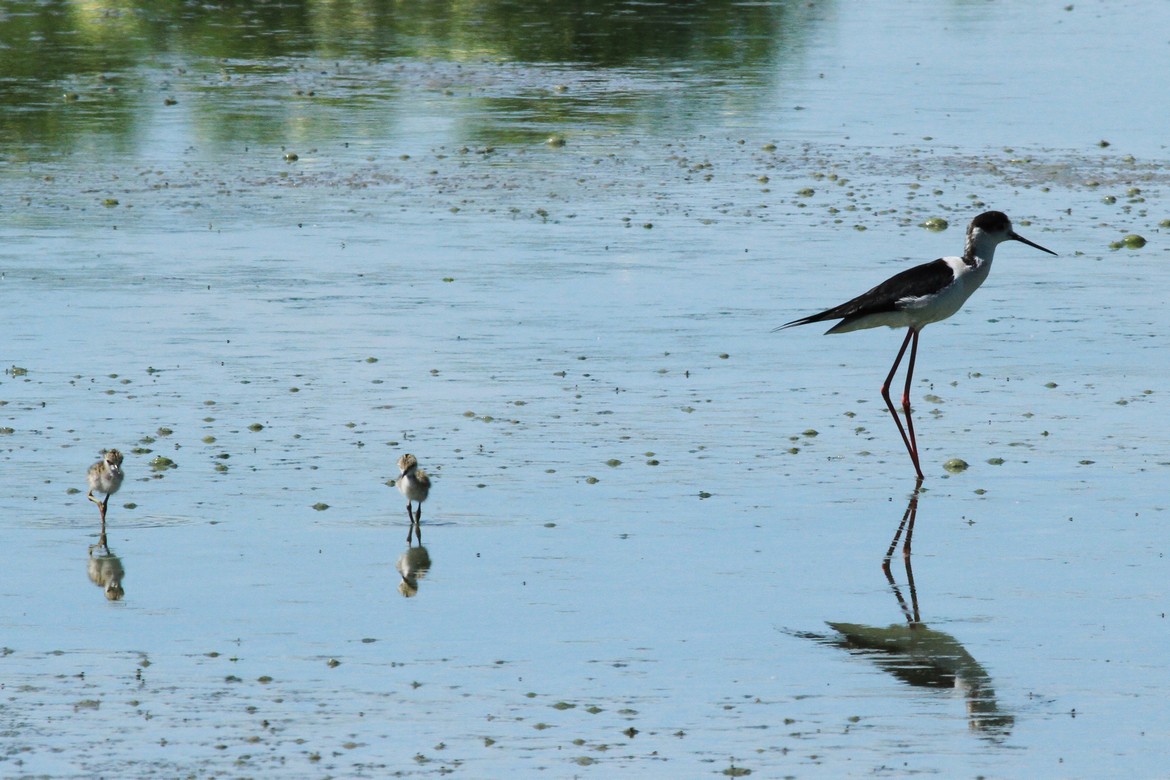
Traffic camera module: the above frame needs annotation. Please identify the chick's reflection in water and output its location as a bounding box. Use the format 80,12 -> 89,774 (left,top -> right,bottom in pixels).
396,545 -> 432,598
88,532 -> 126,601
801,487 -> 1014,739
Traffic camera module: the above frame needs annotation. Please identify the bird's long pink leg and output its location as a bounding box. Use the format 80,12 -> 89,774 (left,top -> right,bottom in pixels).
881,329 -> 925,480
901,329 -> 923,475
902,328 -> 920,410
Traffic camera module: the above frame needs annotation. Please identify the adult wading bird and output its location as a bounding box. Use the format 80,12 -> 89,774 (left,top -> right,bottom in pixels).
777,211 -> 1057,479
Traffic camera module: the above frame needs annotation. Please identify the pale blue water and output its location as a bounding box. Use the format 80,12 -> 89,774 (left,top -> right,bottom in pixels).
2,1 -> 1169,777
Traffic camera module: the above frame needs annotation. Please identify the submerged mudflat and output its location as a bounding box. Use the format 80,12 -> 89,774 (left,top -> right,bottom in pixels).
2,1 -> 1169,777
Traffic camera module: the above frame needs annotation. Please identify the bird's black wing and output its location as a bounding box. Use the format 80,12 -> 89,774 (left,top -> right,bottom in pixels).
776,258 -> 955,329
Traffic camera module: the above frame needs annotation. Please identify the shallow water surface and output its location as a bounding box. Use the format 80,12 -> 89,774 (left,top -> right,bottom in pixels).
2,1 -> 1170,777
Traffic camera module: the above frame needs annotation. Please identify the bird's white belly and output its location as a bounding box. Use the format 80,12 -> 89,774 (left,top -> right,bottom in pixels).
898,261 -> 990,328
399,475 -> 428,502
899,282 -> 970,325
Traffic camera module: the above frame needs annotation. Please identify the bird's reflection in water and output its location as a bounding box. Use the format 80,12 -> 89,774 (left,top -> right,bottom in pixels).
883,476 -> 923,563
88,529 -> 125,601
803,483 -> 1014,740
396,545 -> 432,598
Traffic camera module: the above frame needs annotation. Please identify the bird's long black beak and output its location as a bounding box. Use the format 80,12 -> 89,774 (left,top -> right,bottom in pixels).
1011,232 -> 1058,256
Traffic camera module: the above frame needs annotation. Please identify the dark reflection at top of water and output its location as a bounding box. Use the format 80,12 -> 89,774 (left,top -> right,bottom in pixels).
0,0 -> 804,66
0,0 -> 817,157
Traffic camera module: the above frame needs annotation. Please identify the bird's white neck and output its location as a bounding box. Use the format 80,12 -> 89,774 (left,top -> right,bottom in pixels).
963,228 -> 1001,267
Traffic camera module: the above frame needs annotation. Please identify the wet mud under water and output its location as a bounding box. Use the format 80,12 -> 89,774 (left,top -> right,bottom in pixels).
3,2 -> 1170,777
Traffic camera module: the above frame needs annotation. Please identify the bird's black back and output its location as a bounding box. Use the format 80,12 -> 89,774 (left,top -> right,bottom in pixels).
779,258 -> 955,329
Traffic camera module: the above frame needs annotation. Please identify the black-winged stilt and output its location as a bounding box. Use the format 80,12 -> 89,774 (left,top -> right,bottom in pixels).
778,211 -> 1057,479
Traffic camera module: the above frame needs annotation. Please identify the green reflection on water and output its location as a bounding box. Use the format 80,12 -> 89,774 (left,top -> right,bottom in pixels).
0,0 -> 814,157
